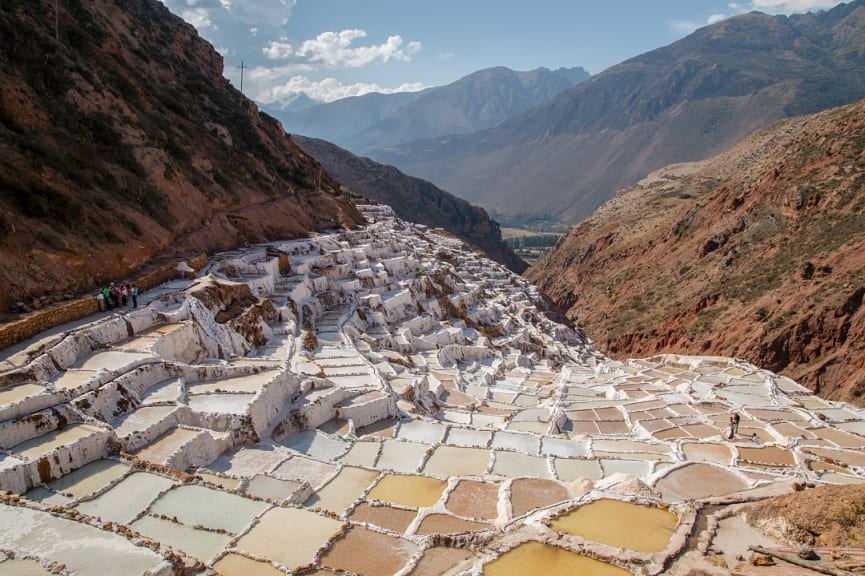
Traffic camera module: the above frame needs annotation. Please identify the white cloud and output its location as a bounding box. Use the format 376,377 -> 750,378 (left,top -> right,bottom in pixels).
296,29 -> 422,68
263,40 -> 294,59
670,20 -> 702,35
707,13 -> 727,24
255,75 -> 425,104
180,7 -> 215,30
749,0 -> 840,12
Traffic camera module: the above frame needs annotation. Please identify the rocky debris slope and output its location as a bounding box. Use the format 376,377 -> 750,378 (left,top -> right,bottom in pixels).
529,96 -> 865,407
0,0 -> 362,315
0,206 -> 863,575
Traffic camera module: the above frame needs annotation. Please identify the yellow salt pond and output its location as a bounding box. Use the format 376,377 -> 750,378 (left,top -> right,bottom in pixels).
483,541 -> 631,576
212,553 -> 284,576
366,474 -> 447,508
550,498 -> 678,553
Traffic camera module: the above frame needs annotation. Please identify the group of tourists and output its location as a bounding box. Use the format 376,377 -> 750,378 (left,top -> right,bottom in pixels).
96,282 -> 139,311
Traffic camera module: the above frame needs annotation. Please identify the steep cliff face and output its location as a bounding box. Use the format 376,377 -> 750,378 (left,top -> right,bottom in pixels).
528,98 -> 865,405
292,135 -> 527,274
0,0 -> 362,314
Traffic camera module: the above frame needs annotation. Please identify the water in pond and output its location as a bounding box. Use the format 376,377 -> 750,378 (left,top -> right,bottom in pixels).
304,465 -> 379,514
321,525 -> 419,576
235,507 -> 343,570
366,474 -> 447,508
340,441 -> 380,467
212,553 -> 284,576
554,458 -> 602,482
0,558 -> 52,576
349,502 -> 417,532
149,484 -> 270,533
483,541 -> 630,576
47,459 -> 129,499
130,514 -> 231,562
0,502 -> 164,576
113,406 -> 177,437
445,428 -> 492,448
509,478 -> 569,517
423,445 -> 490,477
446,480 -> 500,521
737,446 -> 796,467
12,424 -> 101,459
492,451 -> 550,479
243,474 -> 304,502
550,498 -> 678,553
415,513 -> 489,535
134,427 -> 200,465
397,420 -> 447,444
187,394 -> 254,414
376,439 -> 426,473
655,463 -> 749,502
682,443 -> 732,465
75,472 -> 175,524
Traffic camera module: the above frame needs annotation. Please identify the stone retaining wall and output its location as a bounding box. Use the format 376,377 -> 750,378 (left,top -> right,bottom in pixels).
0,253 -> 208,352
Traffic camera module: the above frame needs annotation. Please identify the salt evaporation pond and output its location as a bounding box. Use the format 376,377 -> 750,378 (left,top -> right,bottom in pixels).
423,445 -> 490,476
45,459 -> 128,498
149,484 -> 270,533
130,514 -> 231,562
551,498 -> 678,553
212,553 -> 285,576
74,472 -> 175,523
366,473 -> 447,507
483,541 -> 631,576
304,465 -> 379,514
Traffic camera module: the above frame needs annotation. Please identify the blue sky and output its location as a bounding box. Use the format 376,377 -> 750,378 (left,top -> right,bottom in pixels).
160,0 -> 845,104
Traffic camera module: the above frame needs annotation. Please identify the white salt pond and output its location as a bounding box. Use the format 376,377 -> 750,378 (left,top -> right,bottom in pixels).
0,503 -> 165,575
131,514 -> 231,562
74,472 -> 175,524
149,484 -> 270,533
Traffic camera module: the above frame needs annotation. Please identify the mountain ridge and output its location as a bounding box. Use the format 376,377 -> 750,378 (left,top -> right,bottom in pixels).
369,1 -> 865,225
527,96 -> 865,406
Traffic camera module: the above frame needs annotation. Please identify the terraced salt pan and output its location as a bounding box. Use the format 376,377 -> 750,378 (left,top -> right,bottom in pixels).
397,419 -> 447,444
131,514 -> 231,562
339,440 -> 381,467
271,455 -> 336,487
655,462 -> 749,502
554,458 -> 603,482
321,525 -> 418,575
236,506 -> 343,570
423,445 -> 490,477
134,427 -> 201,464
0,558 -> 53,576
409,546 -> 476,576
11,424 -> 102,459
72,350 -> 153,372
113,405 -> 177,437
305,465 -> 379,514
208,445 -> 291,478
484,541 -> 631,576
492,431 -> 539,454
139,378 -> 183,404
281,430 -> 349,461
212,553 -> 284,576
74,472 -> 175,523
416,513 -> 489,534
445,427 -> 492,448
376,439 -> 426,472
150,484 -> 270,533
0,383 -> 45,406
187,393 -> 254,413
349,502 -> 417,532
0,503 -> 165,576
551,498 -> 678,553
244,474 -> 305,502
187,370 -> 277,393
492,451 -> 550,478
682,442 -> 733,465
46,459 -> 129,499
367,474 -> 448,507
601,458 -> 653,478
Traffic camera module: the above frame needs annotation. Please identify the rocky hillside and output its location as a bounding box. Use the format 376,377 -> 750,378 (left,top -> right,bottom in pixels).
292,135 -> 527,274
528,97 -> 865,406
372,1 -> 865,225
0,0 -> 362,315
274,66 -> 589,154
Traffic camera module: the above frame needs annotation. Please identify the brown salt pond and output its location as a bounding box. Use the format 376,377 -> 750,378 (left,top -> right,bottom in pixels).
550,498 -> 678,553
321,525 -> 419,576
446,480 -> 500,520
348,502 -> 417,532
408,546 -> 475,576
366,474 -> 447,508
737,445 -> 796,467
212,552 -> 284,576
682,442 -> 732,465
483,541 -> 631,576
509,478 -> 569,517
235,507 -> 343,569
415,513 -> 489,535
654,463 -> 749,502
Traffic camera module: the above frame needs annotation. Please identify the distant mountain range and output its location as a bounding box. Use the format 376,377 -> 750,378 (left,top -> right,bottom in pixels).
369,0 -> 865,225
272,66 -> 590,154
292,136 -> 527,274
527,95 -> 865,406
